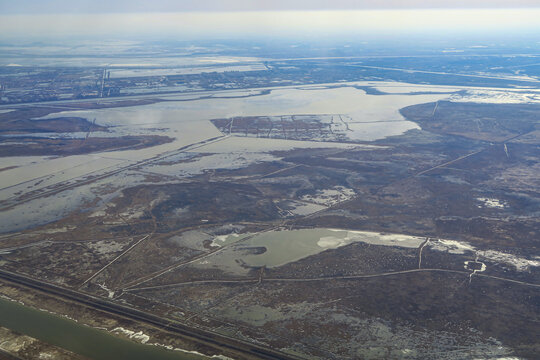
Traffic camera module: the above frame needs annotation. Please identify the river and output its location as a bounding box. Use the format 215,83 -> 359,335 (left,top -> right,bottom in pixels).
0,296 -> 209,360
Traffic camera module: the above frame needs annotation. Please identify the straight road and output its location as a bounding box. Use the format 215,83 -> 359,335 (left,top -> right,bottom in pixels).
0,269 -> 304,360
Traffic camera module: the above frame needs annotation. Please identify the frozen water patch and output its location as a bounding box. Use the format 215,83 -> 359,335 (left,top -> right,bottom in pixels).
108,64 -> 266,78
97,283 -> 115,299
86,239 -> 127,256
327,229 -> 426,249
144,152 -> 278,177
370,82 -> 459,94
479,250 -> 540,272
145,136 -> 367,178
282,200 -> 327,216
111,324 -> 232,358
2,84 -> 438,217
151,343 -> 233,360
36,226 -> 74,234
464,261 -> 487,272
211,233 -> 251,247
476,197 -> 506,209
449,89 -> 540,104
197,136 -> 369,153
0,186 -> 96,233
430,239 -> 476,254
346,121 -> 421,141
169,230 -> 212,251
0,169 -> 150,234
119,207 -> 146,220
0,155 -> 128,200
301,186 -> 355,206
317,236 -> 349,249
112,327 -> 150,344
430,239 -> 540,271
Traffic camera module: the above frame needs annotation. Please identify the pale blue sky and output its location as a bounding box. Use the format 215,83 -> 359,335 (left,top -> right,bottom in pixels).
1,1 -> 539,41
1,0 -> 540,14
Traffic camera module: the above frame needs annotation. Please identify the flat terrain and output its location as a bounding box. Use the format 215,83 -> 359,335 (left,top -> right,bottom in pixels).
0,74 -> 538,359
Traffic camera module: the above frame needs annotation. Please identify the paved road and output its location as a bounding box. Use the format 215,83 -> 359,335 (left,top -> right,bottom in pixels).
0,269 -> 305,360
126,268 -> 540,292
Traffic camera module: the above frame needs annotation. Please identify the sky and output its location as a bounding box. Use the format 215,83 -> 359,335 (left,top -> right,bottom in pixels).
1,0 -> 540,14
1,1 -> 539,41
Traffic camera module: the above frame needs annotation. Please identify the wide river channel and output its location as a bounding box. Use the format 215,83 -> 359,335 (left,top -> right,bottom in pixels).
0,296 -> 209,359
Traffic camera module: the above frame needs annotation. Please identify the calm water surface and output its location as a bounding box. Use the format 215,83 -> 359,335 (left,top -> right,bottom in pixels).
0,297 -> 208,360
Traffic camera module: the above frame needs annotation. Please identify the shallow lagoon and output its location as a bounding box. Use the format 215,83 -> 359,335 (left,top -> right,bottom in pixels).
26,85 -> 445,170
9,84 -> 448,178
240,228 -> 425,268
196,228 -> 426,275
0,84 -> 448,233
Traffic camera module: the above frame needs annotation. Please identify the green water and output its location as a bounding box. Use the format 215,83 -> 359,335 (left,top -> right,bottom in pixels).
237,228 -> 425,268
0,297 -> 208,360
241,228 -> 342,267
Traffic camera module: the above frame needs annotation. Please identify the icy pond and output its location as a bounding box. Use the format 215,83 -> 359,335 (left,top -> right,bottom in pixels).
195,228 -> 426,275
0,83 -> 448,233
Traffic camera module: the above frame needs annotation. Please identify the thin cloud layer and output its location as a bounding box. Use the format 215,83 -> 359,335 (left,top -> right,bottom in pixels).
1,9 -> 539,41
1,0 -> 540,14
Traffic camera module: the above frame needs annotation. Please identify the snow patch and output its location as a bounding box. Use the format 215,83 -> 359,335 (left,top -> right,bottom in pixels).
324,229 -> 425,249
37,226 -> 74,234
450,90 -> 540,104
431,240 -> 540,271
476,197 -> 506,209
97,283 -> 115,299
301,186 -> 355,206
431,239 -> 476,254
112,327 -> 150,344
464,261 -> 487,272
479,250 -> 540,272
317,236 -> 349,249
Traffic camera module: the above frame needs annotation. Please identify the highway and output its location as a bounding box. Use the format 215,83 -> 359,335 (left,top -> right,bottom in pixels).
0,269 -> 304,360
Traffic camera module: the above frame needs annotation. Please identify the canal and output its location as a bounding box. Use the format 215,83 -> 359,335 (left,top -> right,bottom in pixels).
0,296 -> 209,360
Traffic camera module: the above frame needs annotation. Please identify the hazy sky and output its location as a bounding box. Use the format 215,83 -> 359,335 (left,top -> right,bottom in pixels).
1,0 -> 540,14
1,1 -> 539,41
